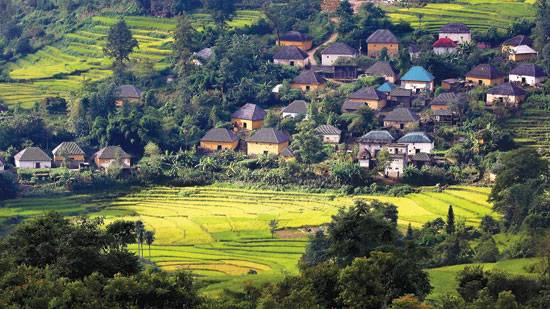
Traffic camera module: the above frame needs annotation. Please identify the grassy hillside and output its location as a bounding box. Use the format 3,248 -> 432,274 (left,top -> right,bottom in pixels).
427,258 -> 540,301
385,0 -> 536,33
506,107 -> 550,159
0,11 -> 262,109
1,184 -> 495,294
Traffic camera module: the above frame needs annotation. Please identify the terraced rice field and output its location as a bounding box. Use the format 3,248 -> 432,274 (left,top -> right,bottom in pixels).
0,11 -> 262,108
1,184 -> 495,293
385,0 -> 536,33
506,108 -> 550,159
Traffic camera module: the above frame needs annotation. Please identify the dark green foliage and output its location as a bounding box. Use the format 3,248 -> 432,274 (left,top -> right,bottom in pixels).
0,172 -> 18,200
457,266 -> 488,302
103,19 -> 139,65
202,0 -> 235,25
291,121 -> 325,164
474,236 -> 499,263
480,215 -> 500,235
40,96 -> 67,114
446,205 -> 455,235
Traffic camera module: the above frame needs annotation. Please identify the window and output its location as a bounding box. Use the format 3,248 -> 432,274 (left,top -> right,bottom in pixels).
243,122 -> 247,129
522,77 -> 526,83
306,85 -> 311,91
478,80 -> 483,85
263,151 -> 269,155
35,162 -> 40,168
400,123 -> 404,130
290,61 -> 295,66
416,149 -> 420,154
217,145 -> 222,151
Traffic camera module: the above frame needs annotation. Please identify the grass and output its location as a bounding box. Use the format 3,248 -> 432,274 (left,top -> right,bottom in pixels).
427,258 -> 540,301
385,0 -> 536,33
0,11 -> 263,109
506,107 -> 550,159
1,184 -> 496,294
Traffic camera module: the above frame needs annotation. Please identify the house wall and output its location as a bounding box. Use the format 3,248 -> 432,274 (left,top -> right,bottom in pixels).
359,142 -> 392,158
247,141 -> 289,156
95,158 -> 131,169
277,40 -> 313,51
200,140 -> 239,152
439,33 -> 471,44
322,134 -> 341,144
466,76 -> 505,86
274,58 -> 308,68
431,104 -> 449,111
367,43 -> 399,58
385,156 -> 407,179
486,94 -> 524,107
433,47 -> 457,55
290,83 -> 325,92
404,142 -> 434,155
16,160 -> 51,169
321,54 -> 356,66
384,120 -> 418,130
401,81 -> 434,93
232,118 -> 264,130
365,73 -> 397,83
509,53 -> 537,62
115,97 -> 139,108
53,154 -> 85,163
509,74 -> 545,86
348,98 -> 387,110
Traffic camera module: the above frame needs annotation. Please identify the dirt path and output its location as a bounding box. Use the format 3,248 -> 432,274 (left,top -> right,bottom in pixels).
307,31 -> 338,65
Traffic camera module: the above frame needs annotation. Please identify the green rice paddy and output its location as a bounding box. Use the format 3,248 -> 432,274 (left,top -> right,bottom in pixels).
385,0 -> 536,33
1,184 -> 496,294
506,107 -> 550,159
0,11 -> 262,108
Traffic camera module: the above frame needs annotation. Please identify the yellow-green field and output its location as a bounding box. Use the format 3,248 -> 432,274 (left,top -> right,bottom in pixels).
506,107 -> 550,159
1,184 -> 496,294
0,11 -> 262,108
385,0 -> 536,32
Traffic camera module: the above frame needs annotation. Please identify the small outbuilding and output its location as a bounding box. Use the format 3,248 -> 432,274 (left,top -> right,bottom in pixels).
320,42 -> 358,66
366,29 -> 399,58
465,64 -> 505,86
431,92 -> 463,111
200,128 -> 239,152
114,85 -> 141,107
282,100 -> 308,119
383,107 -> 420,130
501,35 -> 533,52
397,132 -> 434,155
273,46 -> 309,68
486,83 -> 527,108
364,61 -> 399,83
509,63 -> 546,86
246,128 -> 290,156
94,146 -> 131,169
315,124 -> 341,144
438,23 -> 471,44
277,31 -> 313,51
231,103 -> 266,131
14,147 -> 52,169
291,70 -> 327,92
52,142 -> 85,168
400,66 -> 435,93
508,45 -> 538,62
346,86 -> 387,111
433,38 -> 458,55
388,87 -> 412,107
358,130 -> 395,158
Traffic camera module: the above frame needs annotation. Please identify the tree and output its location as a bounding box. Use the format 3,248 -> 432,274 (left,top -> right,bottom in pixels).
103,19 -> 139,66
338,257 -> 385,308
495,291 -> 520,309
268,219 -> 279,239
173,14 -> 198,76
144,230 -> 155,259
406,223 -> 414,240
134,220 -> 145,258
457,266 -> 488,302
474,236 -> 499,263
202,0 -> 235,26
446,205 -> 455,235
480,215 -> 500,235
291,121 -> 325,164
0,172 -> 18,200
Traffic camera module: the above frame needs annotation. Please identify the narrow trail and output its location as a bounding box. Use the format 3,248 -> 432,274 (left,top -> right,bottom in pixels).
307,31 -> 338,65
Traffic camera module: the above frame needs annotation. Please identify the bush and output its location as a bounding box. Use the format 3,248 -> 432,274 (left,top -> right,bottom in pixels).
41,97 -> 68,114
474,236 -> 499,263
0,172 -> 18,200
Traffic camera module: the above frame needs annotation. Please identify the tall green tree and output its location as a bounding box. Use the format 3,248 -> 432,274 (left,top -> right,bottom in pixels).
291,120 -> 325,164
173,14 -> 198,76
446,205 -> 455,235
103,19 -> 139,66
202,0 -> 235,26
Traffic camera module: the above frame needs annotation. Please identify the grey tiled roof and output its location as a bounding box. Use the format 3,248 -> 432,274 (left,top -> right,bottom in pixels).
384,107 -> 419,122
502,35 -> 533,47
273,46 -> 308,60
389,87 -> 412,97
510,63 -> 545,77
398,132 -> 432,143
280,31 -> 312,42
365,61 -> 398,77
433,109 -> 453,116
115,85 -> 141,99
94,146 -> 131,160
292,70 -> 326,85
412,152 -> 431,162
359,130 -> 395,143
366,29 -> 399,44
282,100 -> 308,115
349,86 -> 386,100
52,142 -> 85,156
14,147 -> 51,162
431,92 -> 462,106
342,100 -> 366,112
195,47 -> 213,61
201,128 -> 238,142
439,23 -> 470,33
321,42 -> 358,55
281,147 -> 294,157
466,64 -> 504,79
247,128 -> 289,144
487,83 -> 526,96
231,103 -> 266,121
315,124 -> 341,135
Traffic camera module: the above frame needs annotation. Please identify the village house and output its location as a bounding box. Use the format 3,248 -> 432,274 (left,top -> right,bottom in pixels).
411,152 -> 432,168
431,92 -> 463,111
438,23 -> 471,44
383,107 -> 420,130
93,146 -> 131,169
277,31 -> 313,51
397,132 -> 434,155
114,85 -> 141,107
501,34 -> 533,52
432,38 -> 458,55
431,109 -> 455,126
343,86 -> 387,112
441,78 -> 464,92
508,45 -> 538,62
192,47 -> 213,65
509,63 -> 546,86
388,87 -> 412,107
366,29 -> 399,58
320,42 -> 358,66
231,103 -> 266,131
273,46 -> 309,68
486,83 -> 527,108
282,100 -> 308,119
358,130 -> 395,158
246,128 -> 290,156
315,124 -> 341,144
385,148 -> 408,179
52,142 -> 85,168
291,70 -> 327,92
14,147 -> 52,169
199,128 -> 239,152
465,64 -> 505,86
364,61 -> 399,83
400,66 -> 435,93
312,65 -> 359,81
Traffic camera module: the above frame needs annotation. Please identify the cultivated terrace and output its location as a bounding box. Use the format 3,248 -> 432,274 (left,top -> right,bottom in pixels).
0,0 -> 549,308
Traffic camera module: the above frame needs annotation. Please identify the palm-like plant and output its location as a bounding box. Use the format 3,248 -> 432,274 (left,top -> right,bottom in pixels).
134,221 -> 145,258
144,230 -> 155,259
